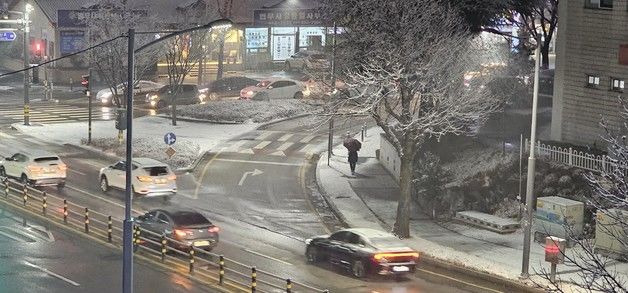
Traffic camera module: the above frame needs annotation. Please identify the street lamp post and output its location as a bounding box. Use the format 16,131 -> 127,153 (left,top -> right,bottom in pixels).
521,31 -> 542,278
121,19 -> 232,293
23,2 -> 33,126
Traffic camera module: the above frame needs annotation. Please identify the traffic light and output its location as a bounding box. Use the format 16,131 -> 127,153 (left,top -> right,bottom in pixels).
34,42 -> 41,56
115,108 -> 127,130
81,74 -> 90,96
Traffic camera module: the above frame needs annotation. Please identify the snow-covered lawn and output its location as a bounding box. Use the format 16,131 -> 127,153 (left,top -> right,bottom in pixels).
176,99 -> 321,123
13,116 -> 259,169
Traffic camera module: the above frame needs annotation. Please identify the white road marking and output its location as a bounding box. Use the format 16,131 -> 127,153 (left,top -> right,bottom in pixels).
238,148 -> 255,154
214,158 -> 301,166
24,261 -> 80,287
66,184 -> 144,215
255,131 -> 273,141
224,140 -> 245,152
268,151 -> 286,157
0,230 -> 27,242
68,169 -> 86,176
277,142 -> 293,151
237,169 -> 263,186
242,248 -> 294,266
277,134 -> 293,142
23,138 -> 45,146
0,132 -> 15,139
300,135 -> 316,143
253,141 -> 271,149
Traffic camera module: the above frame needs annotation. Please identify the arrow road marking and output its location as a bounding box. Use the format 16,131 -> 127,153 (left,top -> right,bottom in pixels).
238,169 -> 263,186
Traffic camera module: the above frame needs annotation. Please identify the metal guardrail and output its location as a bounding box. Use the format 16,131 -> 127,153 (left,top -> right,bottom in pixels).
0,176 -> 329,293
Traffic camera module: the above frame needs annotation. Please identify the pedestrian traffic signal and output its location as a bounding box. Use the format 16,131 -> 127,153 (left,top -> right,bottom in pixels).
81,74 -> 90,96
34,42 -> 41,56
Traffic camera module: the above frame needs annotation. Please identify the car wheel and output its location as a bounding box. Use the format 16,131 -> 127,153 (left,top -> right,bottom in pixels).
306,246 -> 319,263
284,62 -> 291,72
20,174 -> 29,186
157,100 -> 166,109
293,91 -> 303,99
100,176 -> 109,192
0,167 -> 5,177
57,182 -> 65,189
352,260 -> 366,279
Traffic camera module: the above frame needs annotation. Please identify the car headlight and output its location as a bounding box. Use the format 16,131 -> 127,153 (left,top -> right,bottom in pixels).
247,91 -> 254,96
150,95 -> 159,100
150,100 -> 157,107
305,238 -> 312,245
199,93 -> 207,101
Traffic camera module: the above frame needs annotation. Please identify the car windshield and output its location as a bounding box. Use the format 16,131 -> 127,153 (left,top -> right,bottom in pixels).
369,236 -> 405,248
172,212 -> 211,226
34,157 -> 59,162
144,166 -> 169,176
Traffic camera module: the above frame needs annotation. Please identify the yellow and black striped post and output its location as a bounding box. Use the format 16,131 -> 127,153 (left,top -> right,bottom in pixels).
22,183 -> 27,206
219,255 -> 225,285
84,207 -> 89,233
251,267 -> 257,292
189,248 -> 195,274
133,226 -> 141,251
107,216 -> 113,242
286,278 -> 292,293
3,178 -> 8,197
63,199 -> 68,223
160,235 -> 167,262
42,192 -> 47,215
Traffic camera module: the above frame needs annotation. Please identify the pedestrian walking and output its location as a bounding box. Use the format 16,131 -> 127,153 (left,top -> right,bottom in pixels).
343,131 -> 361,175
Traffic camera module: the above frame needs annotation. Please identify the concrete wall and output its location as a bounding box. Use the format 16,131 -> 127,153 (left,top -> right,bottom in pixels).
551,0 -> 628,146
379,133 -> 401,182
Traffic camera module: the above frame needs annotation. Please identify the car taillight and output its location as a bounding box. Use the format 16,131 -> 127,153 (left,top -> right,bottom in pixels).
136,176 -> 152,183
28,166 -> 42,173
208,226 -> 219,233
167,175 -> 176,181
373,252 -> 420,262
174,229 -> 189,238
58,164 -> 67,171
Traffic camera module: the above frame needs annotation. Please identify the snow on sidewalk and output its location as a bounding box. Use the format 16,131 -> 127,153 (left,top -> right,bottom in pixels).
13,116 -> 259,169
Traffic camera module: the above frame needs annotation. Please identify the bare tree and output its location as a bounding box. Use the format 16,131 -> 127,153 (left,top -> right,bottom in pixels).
537,100 -> 628,292
509,0 -> 558,69
322,0 -> 506,237
214,0 -> 234,80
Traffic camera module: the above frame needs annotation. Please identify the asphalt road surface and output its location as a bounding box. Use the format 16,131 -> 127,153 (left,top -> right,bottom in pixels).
0,204 -> 211,293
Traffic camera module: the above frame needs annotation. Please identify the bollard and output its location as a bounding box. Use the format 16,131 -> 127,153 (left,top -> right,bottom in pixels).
286,278 -> 292,293
22,184 -> 27,206
107,216 -> 113,242
69,78 -> 73,91
361,125 -> 364,141
189,247 -> 195,274
84,207 -> 89,233
160,235 -> 167,262
63,199 -> 68,223
3,178 -> 8,198
42,192 -> 47,215
251,267 -> 257,292
219,255 -> 225,285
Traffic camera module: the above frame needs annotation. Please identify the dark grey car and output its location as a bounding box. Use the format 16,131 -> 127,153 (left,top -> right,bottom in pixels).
146,84 -> 201,108
135,208 -> 219,251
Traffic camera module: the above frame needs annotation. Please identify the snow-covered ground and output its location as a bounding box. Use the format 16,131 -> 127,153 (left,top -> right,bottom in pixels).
176,99 -> 321,123
13,116 -> 259,168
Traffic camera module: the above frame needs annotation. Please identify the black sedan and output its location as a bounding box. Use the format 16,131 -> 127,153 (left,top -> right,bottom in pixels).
305,228 -> 419,278
135,208 -> 219,251
199,76 -> 259,100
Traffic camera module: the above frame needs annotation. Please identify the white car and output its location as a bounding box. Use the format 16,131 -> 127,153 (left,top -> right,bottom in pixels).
99,158 -> 176,199
239,79 -> 306,100
96,80 -> 164,106
284,51 -> 330,72
0,151 -> 67,188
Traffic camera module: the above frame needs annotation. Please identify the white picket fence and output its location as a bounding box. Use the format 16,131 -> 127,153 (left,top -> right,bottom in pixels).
524,138 -> 617,172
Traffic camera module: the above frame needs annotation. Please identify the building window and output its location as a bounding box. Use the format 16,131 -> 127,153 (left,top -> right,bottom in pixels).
586,0 -> 613,8
587,75 -> 600,87
611,78 -> 625,92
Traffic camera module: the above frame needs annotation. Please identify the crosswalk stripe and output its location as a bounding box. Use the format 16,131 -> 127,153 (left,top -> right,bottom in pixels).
277,142 -> 293,151
278,134 -> 293,142
300,135 -> 316,143
225,140 -> 246,152
0,132 -> 15,139
23,137 -> 45,146
253,141 -> 271,149
268,151 -> 286,157
238,149 -> 255,154
255,131 -> 273,141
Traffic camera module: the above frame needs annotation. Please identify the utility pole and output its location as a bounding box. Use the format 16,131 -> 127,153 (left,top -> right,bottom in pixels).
331,21 -> 337,91
122,28 -> 135,293
521,31 -> 542,278
22,2 -> 32,126
87,68 -> 93,144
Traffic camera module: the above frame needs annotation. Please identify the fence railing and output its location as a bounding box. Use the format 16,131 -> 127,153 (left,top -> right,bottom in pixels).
0,176 -> 328,293
524,139 -> 617,173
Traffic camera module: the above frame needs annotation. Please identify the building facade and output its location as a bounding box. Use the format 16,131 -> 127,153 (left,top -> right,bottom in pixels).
551,0 -> 628,146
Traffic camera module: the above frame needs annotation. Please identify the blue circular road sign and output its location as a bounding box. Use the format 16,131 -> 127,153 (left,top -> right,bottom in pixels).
164,132 -> 176,145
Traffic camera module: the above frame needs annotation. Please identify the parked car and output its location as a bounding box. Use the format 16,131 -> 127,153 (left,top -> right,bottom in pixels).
99,158 -> 176,200
146,84 -> 202,108
284,51 -> 330,72
96,80 -> 164,106
199,76 -> 259,101
239,79 -> 306,100
135,208 -> 219,251
0,151 -> 67,188
305,228 -> 419,278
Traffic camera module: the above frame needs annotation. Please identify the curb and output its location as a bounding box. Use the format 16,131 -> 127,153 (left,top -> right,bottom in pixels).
156,114 -> 243,125
256,113 -> 311,130
65,143 -> 123,162
314,151 -> 350,228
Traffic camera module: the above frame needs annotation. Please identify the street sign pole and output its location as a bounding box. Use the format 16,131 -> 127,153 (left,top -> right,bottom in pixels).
88,68 -> 92,144
22,3 -> 30,126
122,28 -> 135,293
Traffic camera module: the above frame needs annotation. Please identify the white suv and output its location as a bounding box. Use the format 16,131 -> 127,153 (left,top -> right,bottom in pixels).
99,158 -> 176,200
0,151 -> 67,188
